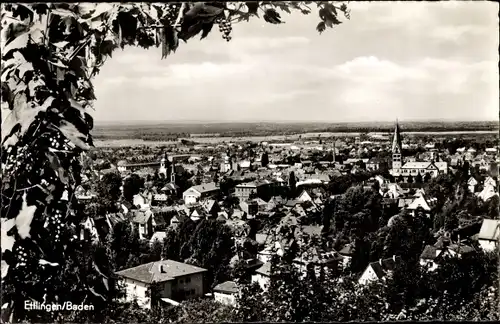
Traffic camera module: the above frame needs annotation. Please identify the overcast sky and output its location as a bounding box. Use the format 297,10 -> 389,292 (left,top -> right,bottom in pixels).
92,1 -> 499,123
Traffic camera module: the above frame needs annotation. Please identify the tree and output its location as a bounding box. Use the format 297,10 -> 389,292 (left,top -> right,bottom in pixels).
97,172 -> 123,213
261,152 -> 269,167
248,190 -> 258,200
0,2 -> 350,321
122,174 -> 145,202
288,171 -> 297,198
415,172 -> 423,184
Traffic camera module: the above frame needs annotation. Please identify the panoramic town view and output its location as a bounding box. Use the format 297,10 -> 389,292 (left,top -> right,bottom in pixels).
1,1 -> 499,323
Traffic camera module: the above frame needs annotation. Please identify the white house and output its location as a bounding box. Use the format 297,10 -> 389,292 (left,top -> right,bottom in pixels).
478,219 -> 500,252
337,244 -> 355,269
358,255 -> 400,285
149,231 -> 167,246
251,262 -> 271,290
407,195 -> 437,217
467,177 -> 478,193
133,193 -> 150,209
484,176 -> 497,189
115,260 -> 207,309
182,183 -> 220,205
213,281 -> 239,306
420,236 -> 475,271
131,209 -> 154,240
80,217 -> 99,242
476,184 -> 498,202
297,190 -> 313,203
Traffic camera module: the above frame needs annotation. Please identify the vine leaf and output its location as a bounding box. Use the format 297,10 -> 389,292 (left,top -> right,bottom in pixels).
15,192 -> 37,239
200,23 -> 214,40
316,21 -> 326,34
264,9 -> 282,24
47,151 -> 69,185
246,2 -> 259,16
58,120 -> 90,150
1,218 -> 16,254
161,26 -> 179,59
2,95 -> 54,146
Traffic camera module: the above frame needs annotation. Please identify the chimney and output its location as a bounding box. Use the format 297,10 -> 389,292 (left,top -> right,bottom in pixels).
159,264 -> 165,273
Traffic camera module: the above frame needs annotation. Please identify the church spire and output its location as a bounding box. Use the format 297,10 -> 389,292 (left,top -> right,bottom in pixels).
392,119 -> 402,154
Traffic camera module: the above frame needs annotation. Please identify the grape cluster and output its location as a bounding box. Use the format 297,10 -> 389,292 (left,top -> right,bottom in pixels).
165,3 -> 181,23
15,245 -> 28,268
3,145 -> 33,173
46,207 -> 65,243
217,18 -> 232,41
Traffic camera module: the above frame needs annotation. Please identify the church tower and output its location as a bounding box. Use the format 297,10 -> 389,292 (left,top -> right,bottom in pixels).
392,120 -> 403,171
170,161 -> 176,184
159,155 -> 167,177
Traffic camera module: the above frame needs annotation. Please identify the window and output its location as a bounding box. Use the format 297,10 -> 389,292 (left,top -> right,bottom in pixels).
185,277 -> 191,284
179,279 -> 184,284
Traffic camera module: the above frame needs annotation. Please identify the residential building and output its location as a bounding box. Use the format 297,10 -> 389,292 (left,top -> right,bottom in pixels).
478,219 -> 500,252
358,255 -> 401,285
182,182 -> 220,205
235,180 -> 275,201
130,209 -> 154,240
420,235 -> 475,271
251,262 -> 271,290
115,260 -> 207,309
213,281 -> 239,306
468,177 -> 478,193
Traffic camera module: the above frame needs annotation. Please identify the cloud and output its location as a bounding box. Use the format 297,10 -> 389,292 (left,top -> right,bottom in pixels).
431,25 -> 489,42
333,56 -> 426,83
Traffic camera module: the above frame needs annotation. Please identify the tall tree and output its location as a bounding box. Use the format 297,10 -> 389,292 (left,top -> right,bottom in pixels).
261,152 -> 269,167
122,174 -> 145,202
288,171 -> 297,198
97,172 -> 123,213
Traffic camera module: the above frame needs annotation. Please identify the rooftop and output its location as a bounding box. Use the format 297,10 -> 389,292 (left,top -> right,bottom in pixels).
213,281 -> 239,294
115,260 -> 207,284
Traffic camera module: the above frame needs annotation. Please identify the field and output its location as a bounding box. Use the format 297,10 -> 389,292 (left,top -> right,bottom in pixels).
91,121 -> 498,147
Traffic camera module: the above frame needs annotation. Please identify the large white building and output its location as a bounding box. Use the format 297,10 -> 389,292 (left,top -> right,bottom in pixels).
115,260 -> 207,309
182,182 -> 220,205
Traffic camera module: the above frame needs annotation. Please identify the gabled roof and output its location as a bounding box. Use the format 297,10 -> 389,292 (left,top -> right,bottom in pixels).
213,281 -> 239,294
420,245 -> 438,260
131,210 -> 153,224
478,219 -> 500,241
368,256 -> 401,279
255,262 -> 272,276
407,195 -> 437,211
115,260 -> 207,284
187,182 -> 220,195
161,183 -> 180,191
338,243 -> 355,256
448,243 -> 475,255
201,199 -> 217,213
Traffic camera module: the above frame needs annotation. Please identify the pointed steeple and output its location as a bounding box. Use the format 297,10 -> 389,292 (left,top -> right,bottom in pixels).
392,119 -> 402,154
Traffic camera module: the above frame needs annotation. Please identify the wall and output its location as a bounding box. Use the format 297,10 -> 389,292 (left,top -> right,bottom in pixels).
172,273 -> 205,300
251,273 -> 269,291
183,189 -> 200,205
214,292 -> 237,306
358,266 -> 377,285
123,278 -> 151,309
479,239 -> 497,252
419,259 -> 438,272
